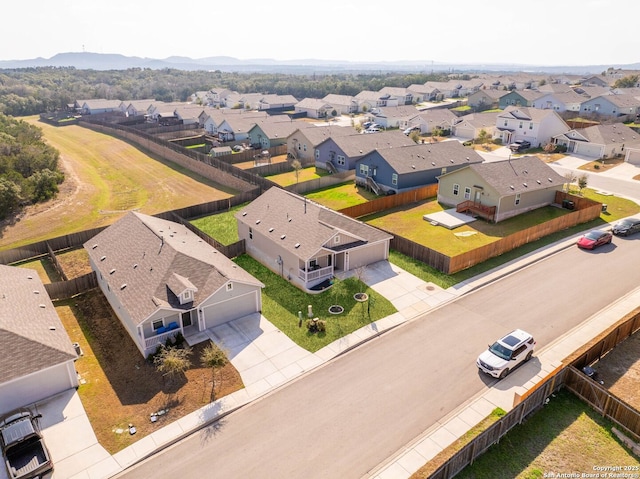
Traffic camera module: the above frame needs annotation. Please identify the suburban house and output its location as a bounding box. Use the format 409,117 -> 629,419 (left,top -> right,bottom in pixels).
377,87 -> 414,105
580,94 -> 640,120
581,75 -> 610,88
247,118 -> 301,149
225,92 -> 264,110
0,265 -> 78,415
369,105 -> 420,129
257,94 -> 298,111
495,106 -> 570,148
201,109 -> 268,135
354,141 -> 484,195
451,111 -> 501,140
119,99 -> 156,117
552,123 -> 640,159
467,89 -> 507,110
355,90 -> 397,111
531,90 -> 586,113
175,105 -> 206,125
216,115 -> 271,142
294,98 -> 334,119
76,99 -> 122,115
407,84 -> 439,102
499,90 -> 544,109
84,212 -> 264,358
287,125 -> 357,161
315,130 -> 412,172
147,101 -> 189,124
406,109 -> 458,135
322,94 -> 359,115
235,187 -> 393,292
437,156 -> 567,223
423,81 -> 463,99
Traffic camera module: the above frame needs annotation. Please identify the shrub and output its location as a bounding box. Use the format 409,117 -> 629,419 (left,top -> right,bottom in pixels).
306,318 -> 326,333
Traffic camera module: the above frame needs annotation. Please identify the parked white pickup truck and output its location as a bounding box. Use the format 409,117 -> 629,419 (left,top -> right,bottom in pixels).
0,409 -> 52,479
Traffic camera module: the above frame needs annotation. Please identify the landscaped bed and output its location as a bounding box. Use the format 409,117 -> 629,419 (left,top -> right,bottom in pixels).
55,290 -> 244,454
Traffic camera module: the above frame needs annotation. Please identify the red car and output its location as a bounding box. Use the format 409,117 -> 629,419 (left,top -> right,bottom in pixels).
577,229 -> 613,250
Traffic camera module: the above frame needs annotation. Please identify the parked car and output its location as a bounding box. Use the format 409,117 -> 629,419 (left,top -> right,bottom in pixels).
577,229 -> 613,250
612,217 -> 640,236
362,121 -> 373,129
364,128 -> 381,134
403,126 -> 420,135
477,329 -> 536,379
0,409 -> 53,479
508,140 -> 531,152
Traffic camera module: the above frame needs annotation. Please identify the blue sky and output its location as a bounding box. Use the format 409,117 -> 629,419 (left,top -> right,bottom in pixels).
2,0 -> 638,66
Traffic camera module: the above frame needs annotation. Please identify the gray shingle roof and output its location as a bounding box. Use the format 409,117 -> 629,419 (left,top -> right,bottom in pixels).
466,156 -> 566,195
323,130 -> 413,157
0,265 -> 76,384
370,142 -> 484,175
236,187 -> 392,260
84,212 -> 263,326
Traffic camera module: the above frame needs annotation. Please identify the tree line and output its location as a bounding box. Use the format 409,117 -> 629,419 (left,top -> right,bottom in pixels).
0,66 -> 454,116
0,113 -> 63,219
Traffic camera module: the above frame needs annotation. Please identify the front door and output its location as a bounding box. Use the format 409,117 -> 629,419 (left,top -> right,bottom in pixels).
474,190 -> 482,203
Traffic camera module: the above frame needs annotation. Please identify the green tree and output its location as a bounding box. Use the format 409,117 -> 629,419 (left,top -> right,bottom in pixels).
613,75 -> 639,89
577,173 -> 588,194
0,178 -> 20,219
200,341 -> 229,401
154,345 -> 192,388
27,168 -> 64,201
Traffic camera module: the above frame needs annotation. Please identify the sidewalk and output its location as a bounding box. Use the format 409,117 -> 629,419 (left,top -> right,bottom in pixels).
20,233 -> 635,479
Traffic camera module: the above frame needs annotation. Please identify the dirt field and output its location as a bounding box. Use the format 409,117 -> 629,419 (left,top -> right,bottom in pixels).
0,118 -> 236,250
56,290 -> 244,454
590,328 -> 640,410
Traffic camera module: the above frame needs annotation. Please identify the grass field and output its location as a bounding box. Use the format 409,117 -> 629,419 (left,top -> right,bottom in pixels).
265,166 -> 330,186
0,118 -> 237,250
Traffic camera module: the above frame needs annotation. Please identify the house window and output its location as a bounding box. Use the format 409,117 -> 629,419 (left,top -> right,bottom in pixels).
303,144 -> 307,151
297,143 -> 301,150
152,319 -> 164,331
453,184 -> 459,196
519,121 -> 523,129
441,167 -> 447,175
515,193 -> 521,206
315,149 -> 320,159
183,290 -> 192,301
464,187 -> 471,200
249,227 -> 253,240
359,164 -> 369,175
226,283 -> 233,292
392,173 -> 398,185
334,235 -> 340,244
529,122 -> 533,130
337,155 -> 345,166
503,120 -> 508,127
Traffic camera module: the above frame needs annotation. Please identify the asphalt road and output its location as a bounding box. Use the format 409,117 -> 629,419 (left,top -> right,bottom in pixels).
116,236 -> 640,479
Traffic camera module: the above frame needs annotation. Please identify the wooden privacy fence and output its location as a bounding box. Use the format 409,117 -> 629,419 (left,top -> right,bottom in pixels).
564,366 -> 640,440
429,369 -> 566,479
44,272 -> 98,301
285,170 -> 355,195
338,183 -> 438,219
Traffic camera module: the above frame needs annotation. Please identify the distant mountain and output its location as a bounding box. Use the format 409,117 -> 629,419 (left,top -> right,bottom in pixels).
0,51 -> 638,74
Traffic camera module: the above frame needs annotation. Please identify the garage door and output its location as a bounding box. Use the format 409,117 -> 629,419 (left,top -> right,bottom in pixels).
626,149 -> 640,166
203,291 -> 259,329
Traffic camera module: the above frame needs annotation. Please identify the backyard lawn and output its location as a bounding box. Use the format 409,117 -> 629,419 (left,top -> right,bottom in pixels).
265,166 -> 330,186
305,182 -> 378,210
190,203 -> 247,245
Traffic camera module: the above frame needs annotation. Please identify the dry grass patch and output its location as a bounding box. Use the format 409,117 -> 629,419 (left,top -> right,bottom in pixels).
56,248 -> 92,279
55,290 -> 244,454
0,118 -> 236,250
578,157 -> 626,172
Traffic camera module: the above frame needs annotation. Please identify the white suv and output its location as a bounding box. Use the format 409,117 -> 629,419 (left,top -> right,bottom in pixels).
477,329 -> 535,379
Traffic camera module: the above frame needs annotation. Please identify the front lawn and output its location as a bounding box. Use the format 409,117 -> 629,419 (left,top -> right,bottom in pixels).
234,255 -> 397,352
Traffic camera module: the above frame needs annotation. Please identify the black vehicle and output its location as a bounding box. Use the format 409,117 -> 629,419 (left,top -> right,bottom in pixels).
508,140 -> 531,152
0,409 -> 53,479
612,217 -> 640,236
